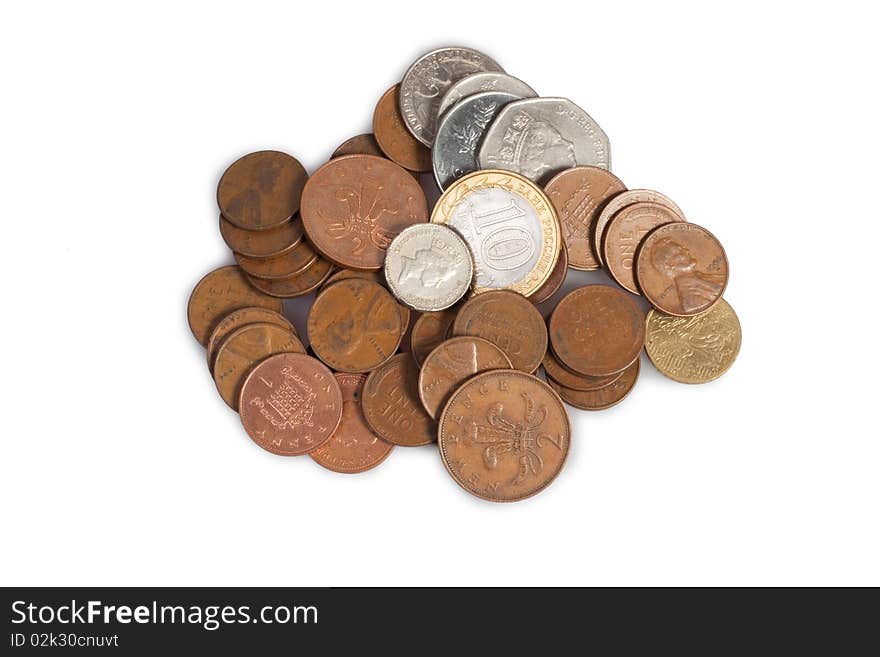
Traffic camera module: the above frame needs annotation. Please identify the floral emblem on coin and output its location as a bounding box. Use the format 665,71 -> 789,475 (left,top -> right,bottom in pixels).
322,176 -> 401,254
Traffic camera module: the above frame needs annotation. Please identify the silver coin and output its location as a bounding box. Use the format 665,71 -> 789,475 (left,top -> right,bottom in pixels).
477,97 -> 611,185
433,91 -> 521,191
436,72 -> 537,119
399,47 -> 504,147
383,223 -> 473,311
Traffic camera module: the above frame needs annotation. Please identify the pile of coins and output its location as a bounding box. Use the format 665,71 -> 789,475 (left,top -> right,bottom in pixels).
188,46 -> 742,502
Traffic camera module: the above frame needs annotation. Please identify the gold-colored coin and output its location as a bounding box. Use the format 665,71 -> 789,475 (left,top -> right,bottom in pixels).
644,298 -> 741,384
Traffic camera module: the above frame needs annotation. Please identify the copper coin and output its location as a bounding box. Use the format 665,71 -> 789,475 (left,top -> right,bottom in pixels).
187,265 -> 283,346
548,358 -> 640,411
219,213 -> 304,259
548,285 -> 644,377
373,84 -> 433,173
212,322 -> 305,410
635,222 -> 728,317
528,241 -> 568,305
239,353 -> 342,456
217,150 -> 308,231
245,256 -> 334,298
205,307 -> 295,374
234,239 -> 317,280
307,279 -> 404,373
452,290 -> 547,373
300,154 -> 429,270
438,369 -> 570,502
332,133 -> 385,159
541,350 -> 621,392
410,309 -> 458,367
319,269 -> 412,341
362,354 -> 435,446
603,202 -> 684,294
309,373 -> 394,473
544,166 -> 627,271
418,336 -> 512,419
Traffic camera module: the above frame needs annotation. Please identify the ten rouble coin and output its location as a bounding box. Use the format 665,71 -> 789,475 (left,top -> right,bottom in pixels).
548,358 -> 640,411
528,241 -> 567,305
300,155 -> 429,270
331,133 -> 385,159
593,189 -> 684,267
234,239 -> 317,280
635,222 -> 728,317
433,91 -> 522,190
239,353 -> 342,456
206,307 -> 296,373
384,224 -> 473,311
431,170 -> 560,296
410,309 -> 458,367
219,214 -> 304,259
541,350 -> 621,392
399,46 -> 504,146
373,84 -> 432,172
478,97 -> 610,185
361,354 -> 435,446
438,369 -> 570,502
245,255 -> 334,298
437,71 -> 537,119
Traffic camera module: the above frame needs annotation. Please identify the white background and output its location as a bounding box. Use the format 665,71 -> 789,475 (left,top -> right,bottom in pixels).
2,2 -> 878,586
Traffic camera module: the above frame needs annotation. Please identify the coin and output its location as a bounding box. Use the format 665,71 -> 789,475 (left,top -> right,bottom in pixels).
384,223 -> 473,311
332,133 -> 384,159
544,166 -> 626,271
212,322 -> 305,410
528,241 -> 568,305
373,84 -> 432,172
437,369 -> 570,502
239,353 -> 342,456
362,354 -> 435,446
205,307 -> 295,374
603,202 -> 684,293
433,91 -> 521,190
217,151 -> 308,231
437,71 -> 537,119
452,289 -> 547,373
541,350 -> 621,392
399,46 -> 504,146
418,336 -> 512,419
320,268 -> 385,292
219,214 -> 304,259
307,278 -> 404,372
635,222 -> 728,316
244,256 -> 334,298
234,239 -> 317,280
300,154 -> 429,270
309,373 -> 394,473
645,298 -> 741,383
548,285 -> 644,376
431,170 -> 560,296
187,265 -> 283,346
478,97 -> 610,185
410,309 -> 458,367
548,358 -> 639,411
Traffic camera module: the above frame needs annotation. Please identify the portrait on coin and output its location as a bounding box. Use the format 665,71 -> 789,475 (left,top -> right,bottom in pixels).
649,237 -> 725,315
516,118 -> 576,181
397,239 -> 459,289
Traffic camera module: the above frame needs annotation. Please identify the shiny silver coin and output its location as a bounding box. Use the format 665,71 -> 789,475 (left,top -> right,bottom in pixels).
478,97 -> 611,184
383,223 -> 474,311
436,72 -> 537,119
399,47 -> 504,147
433,91 -> 521,191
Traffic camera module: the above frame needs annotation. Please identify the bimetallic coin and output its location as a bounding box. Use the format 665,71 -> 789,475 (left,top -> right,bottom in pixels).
478,97 -> 610,185
206,307 -> 295,374
410,309 -> 458,367
219,214 -> 304,259
384,224 -> 473,311
437,72 -> 537,119
433,91 -> 521,190
548,358 -> 640,411
528,241 -> 568,305
234,239 -> 317,280
361,354 -> 435,446
245,256 -> 334,298
431,170 -> 560,296
373,84 -> 433,172
541,350 -> 621,392
331,133 -> 384,159
399,46 -> 504,146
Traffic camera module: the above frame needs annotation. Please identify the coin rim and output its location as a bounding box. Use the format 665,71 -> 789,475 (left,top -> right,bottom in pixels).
361,353 -> 435,447
548,358 -> 640,411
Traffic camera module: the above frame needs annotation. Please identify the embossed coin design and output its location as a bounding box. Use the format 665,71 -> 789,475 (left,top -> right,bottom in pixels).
541,350 -> 621,392
331,133 -> 385,159
245,256 -> 334,298
636,222 -> 728,317
362,354 -> 435,446
529,241 -> 567,305
206,307 -> 295,374
548,358 -> 640,411
219,214 -> 304,259
410,309 -> 458,367
373,84 -> 432,172
234,239 -> 317,280
437,71 -> 537,119
438,369 -> 570,502
239,353 -> 342,456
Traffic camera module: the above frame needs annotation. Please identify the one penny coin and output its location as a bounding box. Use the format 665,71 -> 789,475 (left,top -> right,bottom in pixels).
410,309 -> 458,367
373,84 -> 433,173
300,155 -> 429,270
217,151 -> 308,231
332,133 -> 385,159
635,222 -> 728,317
205,307 -> 295,374
239,353 -> 342,456
528,241 -> 568,305
219,214 -> 304,259
548,358 -> 640,411
234,239 -> 317,280
438,369 -> 570,502
362,354 -> 435,446
548,285 -> 644,377
541,350 -> 621,392
245,256 -> 334,298
593,189 -> 684,267
418,336 -> 512,419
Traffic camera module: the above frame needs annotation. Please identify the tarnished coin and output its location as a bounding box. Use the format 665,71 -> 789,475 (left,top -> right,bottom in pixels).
399,46 -> 504,146
217,151 -> 308,231
418,336 -> 512,419
373,84 -> 432,173
300,155 -> 429,270
528,241 -> 568,305
206,307 -> 295,374
320,268 -> 385,292
213,322 -> 305,410
384,223 -> 473,311
548,358 -> 640,411
431,170 -> 560,296
603,202 -> 684,293
478,97 -> 610,185
437,71 -> 537,119
362,354 -> 435,446
541,350 -> 622,392
549,285 -> 644,377
245,256 -> 334,298
234,239 -> 317,280
239,353 -> 342,456
332,133 -> 384,159
645,298 -> 741,383
219,214 -> 304,259
433,91 -> 521,190
452,289 -> 547,373
307,279 -> 403,372
309,373 -> 394,473
187,265 -> 283,346
438,369 -> 570,502
636,222 -> 728,316
410,309 -> 458,367
544,166 -> 627,270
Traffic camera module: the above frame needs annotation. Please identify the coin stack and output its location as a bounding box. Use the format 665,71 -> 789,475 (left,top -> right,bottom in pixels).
188,46 -> 742,502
